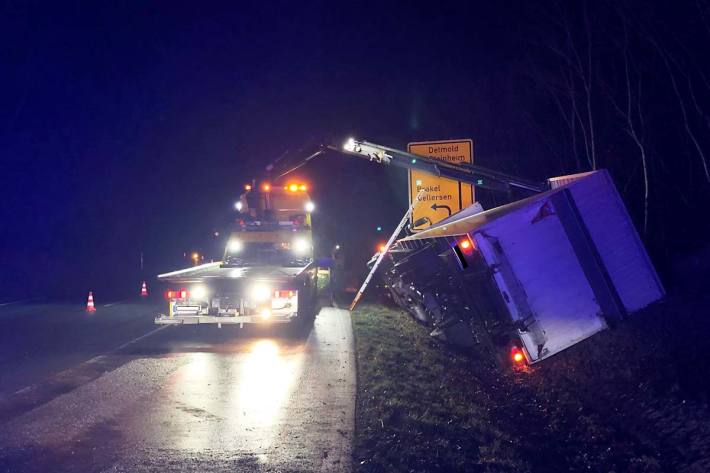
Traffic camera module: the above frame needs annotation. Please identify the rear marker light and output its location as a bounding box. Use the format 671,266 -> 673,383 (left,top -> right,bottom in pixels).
459,236 -> 475,252
511,347 -> 525,364
453,236 -> 475,269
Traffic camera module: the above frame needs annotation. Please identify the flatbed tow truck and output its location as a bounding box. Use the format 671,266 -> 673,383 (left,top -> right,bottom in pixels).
155,182 -> 318,327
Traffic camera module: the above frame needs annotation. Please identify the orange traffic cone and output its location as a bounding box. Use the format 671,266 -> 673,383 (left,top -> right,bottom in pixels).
140,281 -> 148,297
86,291 -> 96,312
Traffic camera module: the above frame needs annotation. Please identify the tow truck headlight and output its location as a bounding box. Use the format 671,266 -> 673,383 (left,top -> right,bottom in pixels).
260,308 -> 271,319
304,201 -> 315,212
191,285 -> 208,301
249,284 -> 271,302
228,239 -> 243,253
292,237 -> 311,256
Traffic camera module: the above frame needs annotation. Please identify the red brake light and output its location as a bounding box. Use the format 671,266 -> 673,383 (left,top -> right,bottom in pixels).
511,346 -> 525,364
166,289 -> 189,300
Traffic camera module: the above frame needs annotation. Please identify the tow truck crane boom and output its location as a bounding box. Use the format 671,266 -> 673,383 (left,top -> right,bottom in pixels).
274,138 -> 547,194
336,138 -> 549,194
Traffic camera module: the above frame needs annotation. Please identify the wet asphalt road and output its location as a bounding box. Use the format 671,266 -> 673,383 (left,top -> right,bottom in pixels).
0,299 -> 355,472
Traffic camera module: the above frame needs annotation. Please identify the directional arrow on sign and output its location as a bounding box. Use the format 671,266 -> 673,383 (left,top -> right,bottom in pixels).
431,204 -> 452,216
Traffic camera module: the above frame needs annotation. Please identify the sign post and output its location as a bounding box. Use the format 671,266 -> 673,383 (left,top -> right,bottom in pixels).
407,139 -> 474,229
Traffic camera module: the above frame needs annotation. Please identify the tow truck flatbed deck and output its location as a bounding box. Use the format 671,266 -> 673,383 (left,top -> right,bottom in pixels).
157,262 -> 310,284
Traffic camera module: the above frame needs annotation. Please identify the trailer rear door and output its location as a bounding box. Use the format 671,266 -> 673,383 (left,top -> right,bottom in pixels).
474,197 -> 608,362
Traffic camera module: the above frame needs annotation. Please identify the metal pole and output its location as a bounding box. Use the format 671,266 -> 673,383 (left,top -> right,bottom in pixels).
349,190 -> 424,311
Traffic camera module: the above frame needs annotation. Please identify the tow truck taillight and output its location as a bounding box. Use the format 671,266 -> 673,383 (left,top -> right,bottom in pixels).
273,290 -> 295,298
166,289 -> 189,300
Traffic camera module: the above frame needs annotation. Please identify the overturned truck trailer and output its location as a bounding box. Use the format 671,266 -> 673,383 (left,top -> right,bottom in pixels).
384,170 -> 665,364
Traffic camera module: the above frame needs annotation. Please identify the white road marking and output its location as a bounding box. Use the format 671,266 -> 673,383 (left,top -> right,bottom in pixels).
10,325 -> 171,396
103,299 -> 129,307
111,325 -> 171,352
0,299 -> 34,307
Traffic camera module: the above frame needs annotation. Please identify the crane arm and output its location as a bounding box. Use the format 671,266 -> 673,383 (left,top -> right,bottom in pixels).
333,138 -> 548,194
270,138 -> 548,194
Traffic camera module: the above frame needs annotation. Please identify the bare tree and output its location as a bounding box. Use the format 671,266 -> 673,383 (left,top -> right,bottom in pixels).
608,21 -> 650,235
522,55 -> 583,172
631,11 -> 710,185
520,0 -> 710,259
528,0 -> 599,170
656,44 -> 710,184
580,2 -> 597,169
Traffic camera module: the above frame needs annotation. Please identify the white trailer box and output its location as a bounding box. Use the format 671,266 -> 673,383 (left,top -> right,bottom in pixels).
397,170 -> 664,363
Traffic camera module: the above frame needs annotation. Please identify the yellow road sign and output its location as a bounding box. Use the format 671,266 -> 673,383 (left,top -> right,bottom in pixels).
408,139 -> 474,230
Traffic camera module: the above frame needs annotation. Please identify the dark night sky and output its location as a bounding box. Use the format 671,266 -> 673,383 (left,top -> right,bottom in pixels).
3,1 -> 706,299
1,1 -> 537,298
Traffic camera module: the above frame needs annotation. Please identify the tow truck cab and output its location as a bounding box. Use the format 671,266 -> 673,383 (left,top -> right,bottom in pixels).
155,182 -> 318,326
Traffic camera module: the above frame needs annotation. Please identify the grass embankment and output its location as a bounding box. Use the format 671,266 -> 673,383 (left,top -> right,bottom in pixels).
351,304 -> 525,472
352,290 -> 710,473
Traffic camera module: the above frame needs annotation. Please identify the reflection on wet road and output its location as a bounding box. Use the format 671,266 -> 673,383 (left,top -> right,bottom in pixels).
143,338 -> 306,454
236,340 -> 302,430
0,305 -> 355,473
